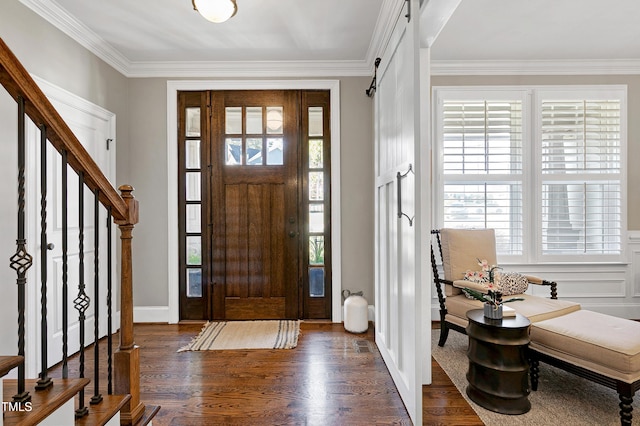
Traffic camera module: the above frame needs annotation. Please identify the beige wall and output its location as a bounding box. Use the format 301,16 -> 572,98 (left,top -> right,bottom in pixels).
1,0 -> 132,187
127,77 -> 376,308
432,74 -> 640,231
1,1 -> 376,318
339,77 -> 375,301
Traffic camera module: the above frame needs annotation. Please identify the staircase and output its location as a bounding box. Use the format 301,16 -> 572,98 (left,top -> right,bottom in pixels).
0,38 -> 159,425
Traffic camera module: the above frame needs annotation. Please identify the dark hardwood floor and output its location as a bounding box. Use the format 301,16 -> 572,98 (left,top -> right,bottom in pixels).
50,322 -> 482,425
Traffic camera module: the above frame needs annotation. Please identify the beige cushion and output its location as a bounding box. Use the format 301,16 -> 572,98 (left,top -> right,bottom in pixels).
530,310 -> 640,382
440,228 -> 497,296
445,293 -> 580,324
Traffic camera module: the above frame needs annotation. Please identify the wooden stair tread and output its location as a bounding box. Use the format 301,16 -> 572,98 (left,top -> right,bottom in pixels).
0,356 -> 23,378
3,378 -> 90,426
76,394 -> 131,426
134,405 -> 161,426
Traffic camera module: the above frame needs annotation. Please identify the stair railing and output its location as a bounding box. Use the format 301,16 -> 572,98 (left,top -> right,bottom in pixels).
1,36 -> 145,425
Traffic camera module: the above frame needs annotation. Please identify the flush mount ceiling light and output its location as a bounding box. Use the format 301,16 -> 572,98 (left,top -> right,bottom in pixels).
192,0 -> 238,23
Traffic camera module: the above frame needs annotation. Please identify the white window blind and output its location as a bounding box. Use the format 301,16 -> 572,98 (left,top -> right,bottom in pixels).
441,99 -> 524,255
442,101 -> 522,174
434,86 -> 626,262
540,99 -> 622,255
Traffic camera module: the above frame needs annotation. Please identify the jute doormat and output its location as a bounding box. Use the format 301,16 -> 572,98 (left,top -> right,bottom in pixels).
178,320 -> 301,352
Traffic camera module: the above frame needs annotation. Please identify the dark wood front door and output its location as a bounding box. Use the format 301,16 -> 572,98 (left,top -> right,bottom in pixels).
178,89 -> 331,321
210,90 -> 299,319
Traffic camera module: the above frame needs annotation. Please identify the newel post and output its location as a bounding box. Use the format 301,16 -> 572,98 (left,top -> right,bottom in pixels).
114,185 -> 145,425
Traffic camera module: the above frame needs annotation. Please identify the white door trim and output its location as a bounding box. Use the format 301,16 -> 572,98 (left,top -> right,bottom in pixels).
166,80 -> 342,323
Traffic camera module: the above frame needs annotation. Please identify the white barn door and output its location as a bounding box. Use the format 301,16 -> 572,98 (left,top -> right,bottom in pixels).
374,0 -> 424,423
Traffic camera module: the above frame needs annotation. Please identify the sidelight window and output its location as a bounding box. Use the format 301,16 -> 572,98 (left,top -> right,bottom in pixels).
183,107 -> 203,297
307,106 -> 327,298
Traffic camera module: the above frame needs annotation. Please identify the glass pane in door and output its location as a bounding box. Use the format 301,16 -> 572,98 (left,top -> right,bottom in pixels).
185,140 -> 200,168
185,172 -> 201,201
246,107 -> 263,134
309,267 -> 325,297
309,172 -> 324,201
246,138 -> 263,165
186,108 -> 201,137
309,139 -> 323,168
225,138 -> 242,165
225,107 -> 242,134
187,268 -> 202,297
309,107 -> 323,137
267,138 -> 284,165
266,107 -> 283,134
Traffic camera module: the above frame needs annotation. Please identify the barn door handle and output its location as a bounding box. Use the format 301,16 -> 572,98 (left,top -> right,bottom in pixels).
396,164 -> 414,227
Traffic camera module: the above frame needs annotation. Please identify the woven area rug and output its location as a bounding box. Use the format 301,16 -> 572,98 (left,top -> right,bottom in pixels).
178,320 -> 301,352
431,330 -> 640,426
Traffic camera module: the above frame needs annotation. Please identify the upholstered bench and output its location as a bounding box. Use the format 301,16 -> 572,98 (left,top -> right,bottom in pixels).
528,310 -> 640,425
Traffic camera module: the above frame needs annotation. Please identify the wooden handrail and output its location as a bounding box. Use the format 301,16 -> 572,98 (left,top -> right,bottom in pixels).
1,37 -> 144,424
0,37 -> 128,221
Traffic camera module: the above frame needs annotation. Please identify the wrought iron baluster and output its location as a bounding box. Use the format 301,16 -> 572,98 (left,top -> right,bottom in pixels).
75,171 -> 90,419
107,206 -> 113,395
10,96 -> 32,403
36,124 -> 52,390
91,188 -> 102,405
62,149 -> 69,379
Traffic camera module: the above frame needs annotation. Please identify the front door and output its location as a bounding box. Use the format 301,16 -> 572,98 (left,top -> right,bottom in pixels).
178,90 -> 331,320
211,90 -> 299,319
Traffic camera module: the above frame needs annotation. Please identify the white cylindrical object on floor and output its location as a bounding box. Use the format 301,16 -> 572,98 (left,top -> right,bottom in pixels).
343,294 -> 368,333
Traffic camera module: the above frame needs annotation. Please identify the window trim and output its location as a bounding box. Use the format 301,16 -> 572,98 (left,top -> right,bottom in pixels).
433,85 -> 628,264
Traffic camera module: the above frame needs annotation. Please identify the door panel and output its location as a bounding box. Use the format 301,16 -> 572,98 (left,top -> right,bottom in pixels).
374,0 -> 423,424
212,91 -> 299,320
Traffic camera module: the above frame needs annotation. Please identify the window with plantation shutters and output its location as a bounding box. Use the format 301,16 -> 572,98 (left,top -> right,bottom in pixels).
539,95 -> 623,256
439,95 -> 526,256
434,86 -> 627,262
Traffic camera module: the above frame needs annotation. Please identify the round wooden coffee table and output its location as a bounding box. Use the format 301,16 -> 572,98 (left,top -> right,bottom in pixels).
465,308 -> 531,414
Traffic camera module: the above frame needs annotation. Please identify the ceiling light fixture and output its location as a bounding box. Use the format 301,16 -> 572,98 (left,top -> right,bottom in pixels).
192,0 -> 238,23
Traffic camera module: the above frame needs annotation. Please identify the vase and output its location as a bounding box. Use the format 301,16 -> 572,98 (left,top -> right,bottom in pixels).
483,303 -> 503,320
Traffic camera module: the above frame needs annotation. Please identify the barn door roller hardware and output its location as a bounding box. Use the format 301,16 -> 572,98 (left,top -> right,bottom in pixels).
365,58 -> 381,97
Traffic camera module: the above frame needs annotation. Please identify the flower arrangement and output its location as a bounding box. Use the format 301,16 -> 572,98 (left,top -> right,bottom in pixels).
462,259 -> 523,311
461,287 -> 523,309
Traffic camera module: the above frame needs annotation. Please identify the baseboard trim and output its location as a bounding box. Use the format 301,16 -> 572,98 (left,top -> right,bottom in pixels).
133,305 -> 377,324
134,306 -> 170,323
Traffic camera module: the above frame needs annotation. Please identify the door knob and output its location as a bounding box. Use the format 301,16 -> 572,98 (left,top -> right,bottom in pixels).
289,231 -> 297,238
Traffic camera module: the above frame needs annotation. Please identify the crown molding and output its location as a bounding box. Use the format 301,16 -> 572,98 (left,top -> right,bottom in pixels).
19,0 -> 380,78
364,0 -> 405,72
431,59 -> 640,76
26,1 -> 639,79
127,59 -> 371,78
19,0 -> 131,75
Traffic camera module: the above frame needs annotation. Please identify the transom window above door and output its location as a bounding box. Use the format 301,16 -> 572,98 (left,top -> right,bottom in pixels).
224,106 -> 284,166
